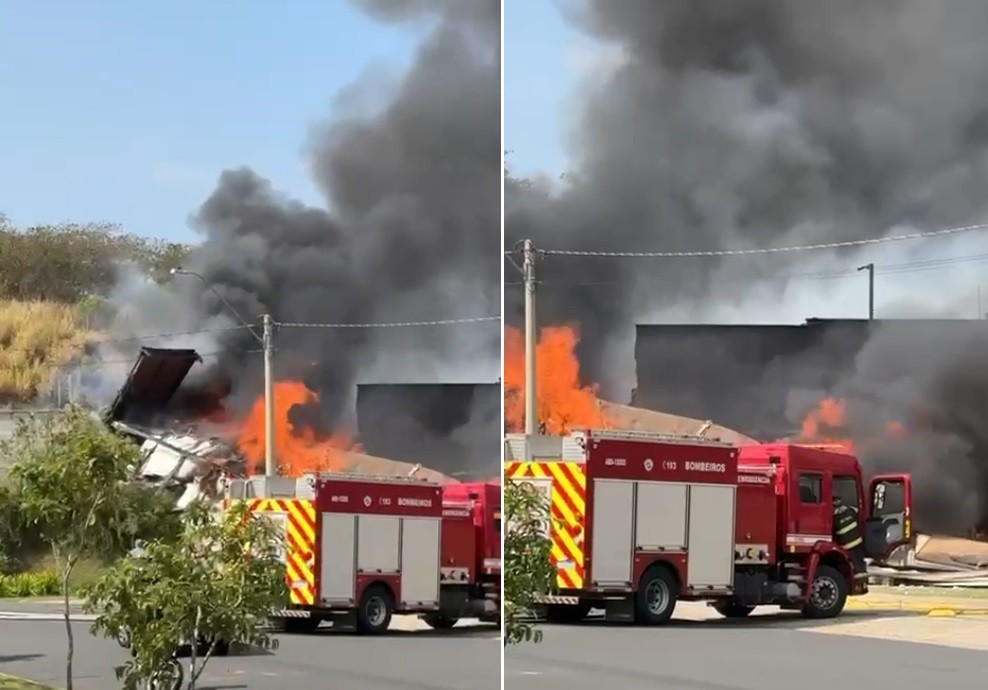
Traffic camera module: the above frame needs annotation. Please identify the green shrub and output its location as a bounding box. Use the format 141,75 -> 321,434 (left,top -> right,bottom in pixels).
0,570 -> 60,598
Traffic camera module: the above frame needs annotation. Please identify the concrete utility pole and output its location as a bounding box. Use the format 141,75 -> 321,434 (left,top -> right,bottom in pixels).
170,268 -> 277,477
523,239 -> 538,435
858,263 -> 875,320
263,314 -> 276,477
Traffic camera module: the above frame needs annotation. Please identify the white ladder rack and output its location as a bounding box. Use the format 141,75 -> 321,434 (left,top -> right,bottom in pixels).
583,428 -> 733,447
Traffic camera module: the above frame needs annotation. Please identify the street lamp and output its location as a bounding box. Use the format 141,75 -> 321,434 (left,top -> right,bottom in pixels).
170,268 -> 277,478
857,263 -> 875,321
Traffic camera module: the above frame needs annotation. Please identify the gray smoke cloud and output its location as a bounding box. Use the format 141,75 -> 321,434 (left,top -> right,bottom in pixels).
90,0 -> 499,468
506,0 -> 988,533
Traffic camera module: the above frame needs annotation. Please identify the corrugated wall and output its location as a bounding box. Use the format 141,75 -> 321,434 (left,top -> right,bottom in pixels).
632,319 -> 985,439
355,383 -> 499,480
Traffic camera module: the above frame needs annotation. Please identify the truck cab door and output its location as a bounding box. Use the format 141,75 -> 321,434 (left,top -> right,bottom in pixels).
864,474 -> 912,561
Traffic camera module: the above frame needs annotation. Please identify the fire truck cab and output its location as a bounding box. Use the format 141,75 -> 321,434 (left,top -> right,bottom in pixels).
429,481 -> 501,629
504,429 -> 913,625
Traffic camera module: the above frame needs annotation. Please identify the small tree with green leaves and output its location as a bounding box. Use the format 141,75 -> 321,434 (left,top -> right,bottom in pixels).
4,407 -> 141,690
503,479 -> 555,645
85,501 -> 286,690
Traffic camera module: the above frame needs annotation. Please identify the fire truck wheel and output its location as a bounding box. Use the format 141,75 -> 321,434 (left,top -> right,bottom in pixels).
802,565 -> 849,619
712,601 -> 755,619
422,613 -> 459,630
357,585 -> 395,634
634,566 -> 678,625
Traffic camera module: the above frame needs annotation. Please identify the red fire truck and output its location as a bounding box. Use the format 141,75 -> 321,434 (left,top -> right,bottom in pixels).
428,481 -> 501,629
225,473 -> 500,634
504,429 -> 913,624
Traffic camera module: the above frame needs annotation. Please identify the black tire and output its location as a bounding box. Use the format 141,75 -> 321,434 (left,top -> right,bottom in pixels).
634,566 -> 678,625
282,617 -> 321,634
422,613 -> 459,630
356,585 -> 395,634
147,657 -> 183,690
545,604 -> 591,624
115,628 -> 131,649
712,601 -> 756,619
802,565 -> 849,619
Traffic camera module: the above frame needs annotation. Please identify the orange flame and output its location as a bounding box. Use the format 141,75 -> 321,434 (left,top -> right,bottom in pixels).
237,380 -> 362,476
504,324 -> 612,434
796,397 -> 855,452
796,396 -> 908,454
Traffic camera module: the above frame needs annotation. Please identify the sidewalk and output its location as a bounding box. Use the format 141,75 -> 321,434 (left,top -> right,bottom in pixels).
846,586 -> 988,616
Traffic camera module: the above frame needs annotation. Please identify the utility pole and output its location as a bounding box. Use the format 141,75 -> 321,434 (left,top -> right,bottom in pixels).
170,268 -> 278,477
857,263 -> 875,320
263,314 -> 276,477
523,239 -> 538,435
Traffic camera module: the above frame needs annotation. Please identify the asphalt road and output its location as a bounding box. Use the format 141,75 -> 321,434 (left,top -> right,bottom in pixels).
0,617 -> 500,690
506,605 -> 988,690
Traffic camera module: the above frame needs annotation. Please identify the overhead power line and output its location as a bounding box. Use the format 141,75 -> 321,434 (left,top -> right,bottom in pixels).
505,221 -> 988,259
5,312 -> 501,356
503,250 -> 988,288
277,315 -> 500,329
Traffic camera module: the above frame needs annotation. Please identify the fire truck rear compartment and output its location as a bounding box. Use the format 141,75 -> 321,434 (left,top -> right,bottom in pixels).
229,473 -> 501,633
590,479 -> 737,591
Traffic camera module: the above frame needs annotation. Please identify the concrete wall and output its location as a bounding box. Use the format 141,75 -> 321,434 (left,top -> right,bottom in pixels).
0,408 -> 65,472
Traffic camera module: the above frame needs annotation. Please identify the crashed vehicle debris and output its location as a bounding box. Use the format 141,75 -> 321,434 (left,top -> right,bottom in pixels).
102,347 -> 456,510
102,347 -> 248,508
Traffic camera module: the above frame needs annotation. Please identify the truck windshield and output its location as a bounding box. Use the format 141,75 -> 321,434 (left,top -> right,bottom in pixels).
833,476 -> 859,510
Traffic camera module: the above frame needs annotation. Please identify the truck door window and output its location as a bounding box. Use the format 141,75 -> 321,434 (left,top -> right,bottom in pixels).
799,474 -> 822,504
833,476 -> 859,510
873,482 -> 905,516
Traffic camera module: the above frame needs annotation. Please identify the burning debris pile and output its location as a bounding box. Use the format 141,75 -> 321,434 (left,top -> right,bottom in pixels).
103,348 -> 246,508
105,348 -> 456,509
505,1 -> 988,537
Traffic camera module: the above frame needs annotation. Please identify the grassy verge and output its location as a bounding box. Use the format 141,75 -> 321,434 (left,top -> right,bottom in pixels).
0,557 -> 109,599
0,673 -> 58,690
0,300 -> 95,402
30,556 -> 108,593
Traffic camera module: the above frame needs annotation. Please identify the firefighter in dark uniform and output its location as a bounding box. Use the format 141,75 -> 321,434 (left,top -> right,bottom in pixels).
832,496 -> 868,581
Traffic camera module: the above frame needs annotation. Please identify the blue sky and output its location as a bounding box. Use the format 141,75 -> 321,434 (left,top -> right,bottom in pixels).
0,0 -> 426,241
504,0 -> 586,180
2,1 -> 586,242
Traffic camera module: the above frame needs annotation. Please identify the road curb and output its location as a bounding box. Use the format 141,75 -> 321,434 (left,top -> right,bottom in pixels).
0,671 -> 59,689
390,616 -> 427,632
845,600 -> 988,617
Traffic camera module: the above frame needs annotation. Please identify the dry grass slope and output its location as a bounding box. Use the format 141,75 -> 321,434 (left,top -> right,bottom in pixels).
0,300 -> 95,402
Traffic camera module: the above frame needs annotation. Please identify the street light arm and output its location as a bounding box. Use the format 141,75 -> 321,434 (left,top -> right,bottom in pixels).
170,268 -> 264,344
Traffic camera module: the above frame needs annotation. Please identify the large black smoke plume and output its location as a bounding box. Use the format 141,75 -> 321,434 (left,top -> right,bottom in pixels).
94,0 -> 499,469
506,0 -> 988,532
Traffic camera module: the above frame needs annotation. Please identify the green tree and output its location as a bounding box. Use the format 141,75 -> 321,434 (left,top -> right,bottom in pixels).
0,222 -> 194,303
3,407 -> 142,690
85,501 -> 286,690
503,478 -> 555,645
